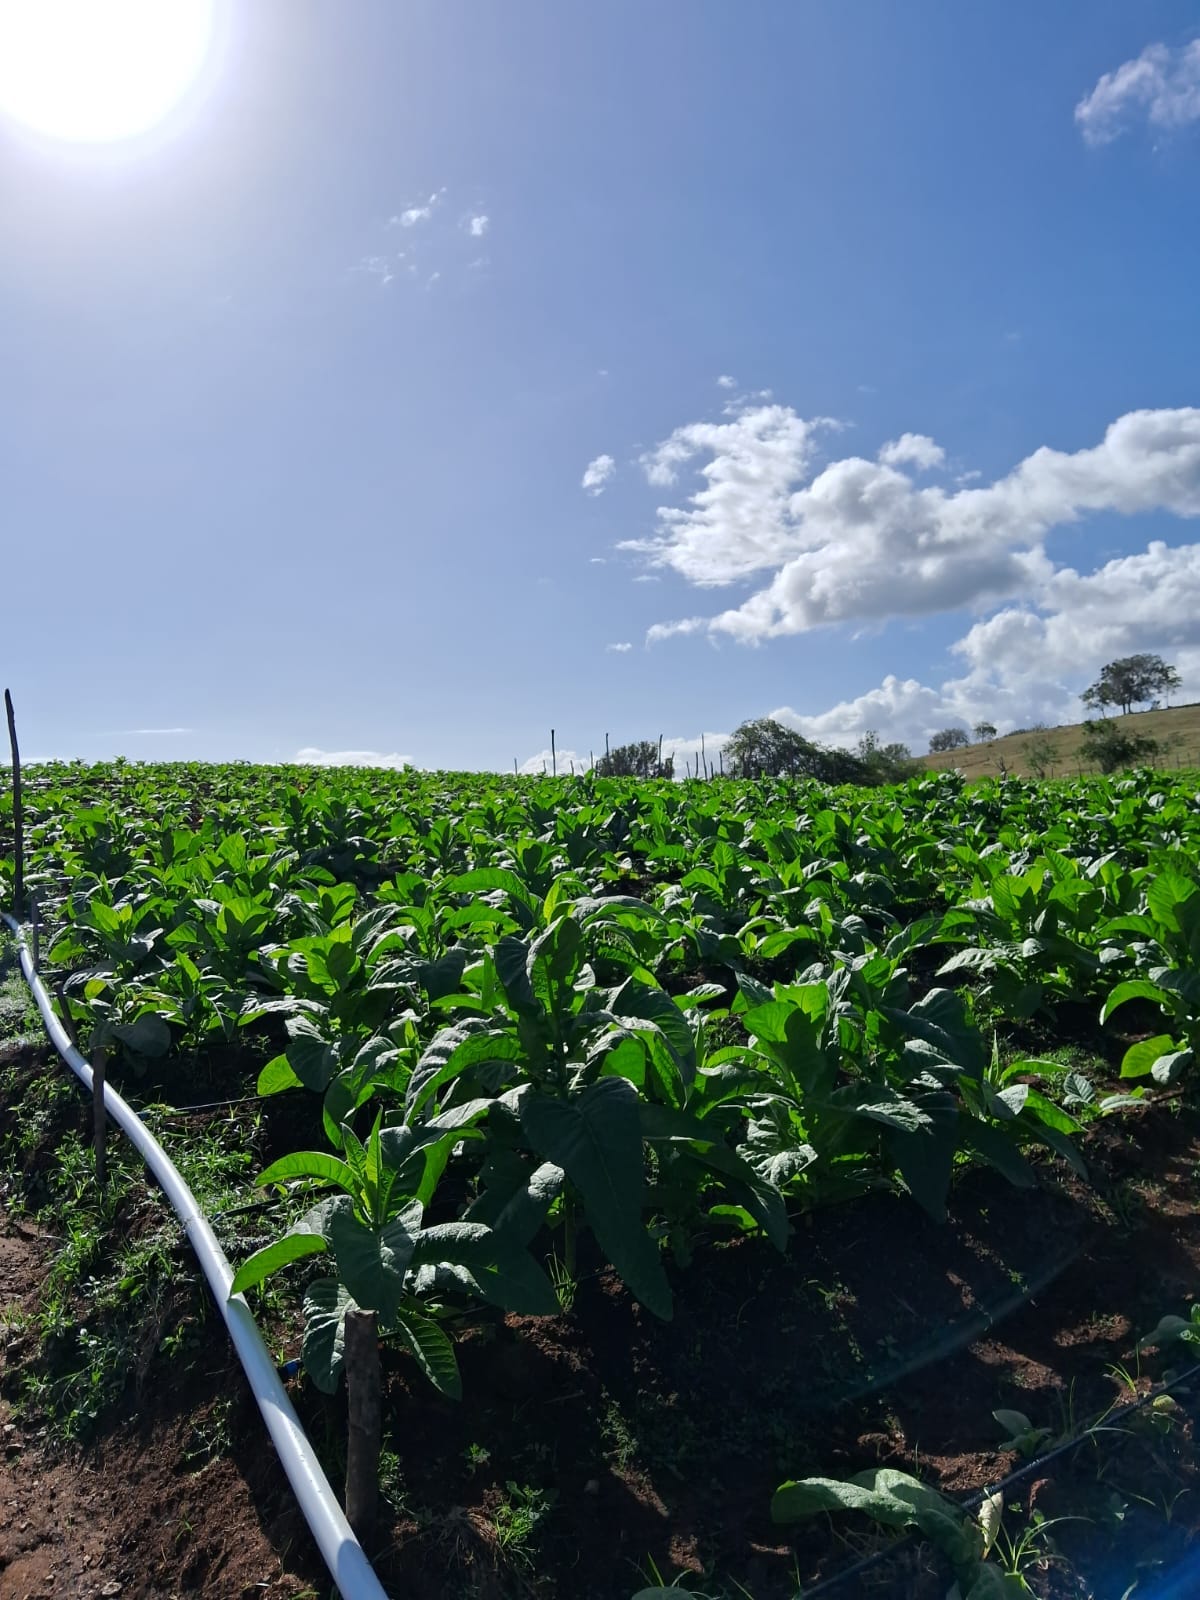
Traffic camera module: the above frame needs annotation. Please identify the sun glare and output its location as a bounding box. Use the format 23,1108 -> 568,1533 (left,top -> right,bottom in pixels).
0,0 -> 215,143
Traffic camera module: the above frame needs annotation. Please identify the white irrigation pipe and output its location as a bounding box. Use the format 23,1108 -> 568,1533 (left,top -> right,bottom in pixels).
1,912 -> 391,1600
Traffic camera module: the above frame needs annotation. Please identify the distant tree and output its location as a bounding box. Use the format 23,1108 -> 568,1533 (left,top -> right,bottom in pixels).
595,740 -> 674,779
856,729 -> 918,783
1022,726 -> 1058,779
1081,654 -> 1181,717
928,727 -> 970,754
1078,719 -> 1160,775
973,721 -> 998,742
724,718 -> 822,778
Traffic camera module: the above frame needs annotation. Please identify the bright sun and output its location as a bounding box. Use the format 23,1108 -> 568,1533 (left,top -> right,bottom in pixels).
0,0 -> 214,143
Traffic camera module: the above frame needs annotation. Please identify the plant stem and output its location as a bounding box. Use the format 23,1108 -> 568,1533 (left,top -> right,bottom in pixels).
563,1190 -> 577,1281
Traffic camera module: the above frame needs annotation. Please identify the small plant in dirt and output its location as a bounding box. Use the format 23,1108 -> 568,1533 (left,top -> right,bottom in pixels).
771,1467 -> 1030,1597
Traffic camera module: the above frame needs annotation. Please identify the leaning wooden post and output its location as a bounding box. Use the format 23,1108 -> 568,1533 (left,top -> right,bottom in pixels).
344,1308 -> 381,1545
4,689 -> 23,917
92,1043 -> 108,1187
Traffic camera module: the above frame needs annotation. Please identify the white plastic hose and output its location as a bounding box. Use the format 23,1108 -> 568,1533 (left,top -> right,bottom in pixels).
1,912 -> 391,1600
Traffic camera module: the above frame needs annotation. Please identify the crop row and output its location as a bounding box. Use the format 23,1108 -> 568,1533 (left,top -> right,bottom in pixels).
3,761 -> 1199,1403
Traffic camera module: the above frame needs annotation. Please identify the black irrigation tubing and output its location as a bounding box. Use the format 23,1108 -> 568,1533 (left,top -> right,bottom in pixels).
793,1357 -> 1200,1599
140,1094 -> 265,1118
811,1240 -> 1084,1415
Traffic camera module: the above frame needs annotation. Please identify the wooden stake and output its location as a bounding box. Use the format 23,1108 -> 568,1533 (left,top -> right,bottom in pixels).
4,689 -> 23,917
551,728 -> 557,778
92,1044 -> 108,1188
344,1308 -> 381,1546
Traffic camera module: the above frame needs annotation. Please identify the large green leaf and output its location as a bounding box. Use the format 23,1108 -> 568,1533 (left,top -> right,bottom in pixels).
958,1120 -> 1035,1189
883,1091 -> 959,1221
409,1221 -> 559,1314
521,1079 -> 672,1319
771,1468 -> 981,1576
302,1276 -> 354,1394
1100,978 -> 1171,1024
394,1308 -> 461,1399
407,1025 -> 522,1118
328,1200 -> 422,1320
230,1231 -> 328,1295
256,1149 -> 359,1195
1120,1033 -> 1180,1079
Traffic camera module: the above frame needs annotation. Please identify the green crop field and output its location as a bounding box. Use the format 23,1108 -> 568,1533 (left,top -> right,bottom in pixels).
4,759 -> 1200,1599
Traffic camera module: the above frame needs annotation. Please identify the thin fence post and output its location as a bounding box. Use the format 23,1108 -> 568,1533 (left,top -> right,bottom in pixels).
344,1309 -> 381,1545
4,688 -> 23,917
551,729 -> 556,778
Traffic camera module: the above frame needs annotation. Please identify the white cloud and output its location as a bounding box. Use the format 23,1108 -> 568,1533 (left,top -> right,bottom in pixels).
517,746 -> 588,775
765,540 -> 1200,753
1076,40 -> 1200,144
517,734 -> 730,777
100,726 -> 193,737
582,453 -> 616,496
716,374 -> 736,389
466,214 -> 490,237
358,254 -> 396,287
629,405 -> 839,575
391,189 -> 446,227
590,556 -> 607,564
606,641 -> 633,653
631,404 -> 1200,642
295,747 -> 411,769
646,616 -> 708,645
878,432 -> 945,471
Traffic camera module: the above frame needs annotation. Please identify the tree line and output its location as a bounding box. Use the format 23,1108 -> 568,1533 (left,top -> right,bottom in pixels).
595,719 -> 918,786
587,655 -> 1186,789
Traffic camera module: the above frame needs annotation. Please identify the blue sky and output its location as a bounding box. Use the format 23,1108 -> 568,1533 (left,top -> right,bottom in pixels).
3,0 -> 1200,769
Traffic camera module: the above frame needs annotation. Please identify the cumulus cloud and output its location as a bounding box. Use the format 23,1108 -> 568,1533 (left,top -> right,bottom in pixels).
763,540 -> 1200,754
295,747 -> 411,769
631,404 -> 1200,643
878,432 -> 945,471
466,214 -> 490,237
629,405 -> 839,575
1076,40 -> 1200,144
582,453 -> 616,496
606,641 -> 633,653
716,374 -> 737,389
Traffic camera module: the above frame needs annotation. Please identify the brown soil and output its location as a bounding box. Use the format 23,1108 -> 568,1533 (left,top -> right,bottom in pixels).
5,1035 -> 1200,1599
0,1206 -> 324,1600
